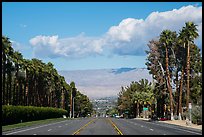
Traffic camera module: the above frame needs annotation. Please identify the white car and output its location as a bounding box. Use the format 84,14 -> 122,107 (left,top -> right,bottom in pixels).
115,115 -> 120,118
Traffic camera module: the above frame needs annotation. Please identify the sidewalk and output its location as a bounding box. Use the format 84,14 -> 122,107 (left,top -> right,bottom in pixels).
134,118 -> 202,130
158,120 -> 202,130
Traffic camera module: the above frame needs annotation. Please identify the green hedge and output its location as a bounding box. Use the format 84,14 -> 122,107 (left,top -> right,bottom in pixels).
2,105 -> 68,125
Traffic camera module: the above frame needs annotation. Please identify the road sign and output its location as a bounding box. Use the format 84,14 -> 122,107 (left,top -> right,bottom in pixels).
143,107 -> 148,111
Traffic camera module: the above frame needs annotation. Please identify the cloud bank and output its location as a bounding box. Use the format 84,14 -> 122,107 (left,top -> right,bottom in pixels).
29,5 -> 202,59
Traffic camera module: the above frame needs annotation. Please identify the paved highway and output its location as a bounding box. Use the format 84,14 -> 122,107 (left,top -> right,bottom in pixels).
2,117 -> 202,135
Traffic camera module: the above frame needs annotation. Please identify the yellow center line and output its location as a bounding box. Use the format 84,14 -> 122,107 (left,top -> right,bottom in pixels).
107,118 -> 124,135
72,118 -> 96,135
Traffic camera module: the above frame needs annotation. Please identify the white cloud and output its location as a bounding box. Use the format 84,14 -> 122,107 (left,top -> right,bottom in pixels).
105,5 -> 202,55
20,24 -> 27,28
107,18 -> 144,42
29,34 -> 105,58
29,5 -> 202,58
29,35 -> 59,46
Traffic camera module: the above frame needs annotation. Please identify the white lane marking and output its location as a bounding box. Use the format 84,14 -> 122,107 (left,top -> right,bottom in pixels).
135,120 -> 202,135
150,128 -> 154,131
141,125 -> 144,127
4,120 -> 69,135
58,126 -> 62,128
33,134 -> 37,135
48,129 -> 52,131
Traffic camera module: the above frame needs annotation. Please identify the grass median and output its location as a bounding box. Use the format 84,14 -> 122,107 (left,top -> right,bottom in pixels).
2,117 -> 72,132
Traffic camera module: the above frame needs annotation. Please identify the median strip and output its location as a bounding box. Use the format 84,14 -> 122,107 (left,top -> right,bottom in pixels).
107,118 -> 123,135
72,118 -> 96,135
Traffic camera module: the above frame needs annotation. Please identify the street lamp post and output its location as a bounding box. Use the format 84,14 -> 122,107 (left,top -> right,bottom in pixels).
70,91 -> 72,118
189,102 -> 192,125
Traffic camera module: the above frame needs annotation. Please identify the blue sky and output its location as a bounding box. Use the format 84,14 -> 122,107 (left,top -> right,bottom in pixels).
2,2 -> 202,71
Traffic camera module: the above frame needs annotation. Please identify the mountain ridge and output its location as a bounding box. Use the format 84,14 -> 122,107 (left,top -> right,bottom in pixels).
58,67 -> 152,99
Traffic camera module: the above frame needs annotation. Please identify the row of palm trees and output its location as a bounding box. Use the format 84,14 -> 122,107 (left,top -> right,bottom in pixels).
117,79 -> 154,118
117,22 -> 202,120
2,36 -> 93,117
147,22 -> 202,120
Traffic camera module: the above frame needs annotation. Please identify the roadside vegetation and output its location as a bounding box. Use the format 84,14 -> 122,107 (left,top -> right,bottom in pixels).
116,22 -> 202,125
2,37 -> 93,126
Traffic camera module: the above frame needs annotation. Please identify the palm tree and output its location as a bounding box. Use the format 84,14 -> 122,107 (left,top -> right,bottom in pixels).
70,81 -> 76,118
180,22 -> 199,121
59,76 -> 66,109
12,51 -> 24,105
138,79 -> 154,118
176,34 -> 187,120
160,30 -> 177,120
182,22 -> 199,112
2,36 -> 14,105
22,59 -> 32,106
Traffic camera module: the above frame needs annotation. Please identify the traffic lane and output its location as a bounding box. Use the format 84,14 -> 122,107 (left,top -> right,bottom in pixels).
3,118 -> 94,135
128,119 -> 202,135
3,119 -> 73,135
111,118 -> 158,135
49,118 -> 95,135
77,117 -> 118,135
112,118 -> 202,135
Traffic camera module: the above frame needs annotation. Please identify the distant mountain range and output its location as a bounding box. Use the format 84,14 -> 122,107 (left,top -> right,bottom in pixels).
59,68 -> 153,99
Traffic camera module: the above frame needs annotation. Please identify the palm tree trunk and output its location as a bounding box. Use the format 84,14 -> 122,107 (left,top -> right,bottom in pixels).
175,68 -> 179,116
186,41 -> 190,121
15,64 -> 19,105
25,71 -> 29,106
61,89 -> 65,109
6,73 -> 9,105
2,53 -> 6,105
19,80 -> 23,105
178,66 -> 185,120
9,72 -> 12,105
165,46 -> 174,120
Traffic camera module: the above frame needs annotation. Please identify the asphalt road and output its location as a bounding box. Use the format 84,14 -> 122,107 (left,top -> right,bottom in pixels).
2,117 -> 202,135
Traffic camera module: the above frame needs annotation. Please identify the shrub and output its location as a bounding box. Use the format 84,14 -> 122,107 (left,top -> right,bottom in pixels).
192,105 -> 202,125
182,104 -> 202,125
2,105 -> 68,126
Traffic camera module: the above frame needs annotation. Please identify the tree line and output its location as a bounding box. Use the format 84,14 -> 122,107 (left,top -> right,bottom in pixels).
2,36 -> 93,118
117,22 -> 202,122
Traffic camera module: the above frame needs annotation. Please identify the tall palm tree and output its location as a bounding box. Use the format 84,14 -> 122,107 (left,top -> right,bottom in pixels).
70,81 -> 76,118
180,22 -> 199,121
177,34 -> 187,120
2,36 -> 14,105
22,59 -> 32,106
12,51 -> 23,105
60,76 -> 66,109
160,30 -> 177,120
